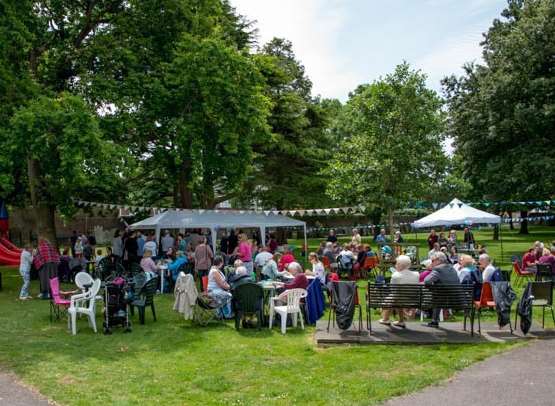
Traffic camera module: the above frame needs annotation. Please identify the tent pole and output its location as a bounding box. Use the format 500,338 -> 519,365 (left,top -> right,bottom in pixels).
210,227 -> 217,254
155,226 -> 161,252
303,224 -> 308,259
499,221 -> 504,266
260,226 -> 266,248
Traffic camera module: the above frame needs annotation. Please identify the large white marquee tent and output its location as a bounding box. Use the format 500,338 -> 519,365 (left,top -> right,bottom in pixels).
130,209 -> 307,253
412,198 -> 501,229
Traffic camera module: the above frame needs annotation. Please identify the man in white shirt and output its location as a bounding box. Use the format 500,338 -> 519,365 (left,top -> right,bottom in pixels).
254,247 -> 273,268
161,231 -> 175,254
479,253 -> 496,282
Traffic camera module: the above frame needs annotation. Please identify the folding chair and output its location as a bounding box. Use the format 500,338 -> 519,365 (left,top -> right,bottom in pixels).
515,281 -> 555,329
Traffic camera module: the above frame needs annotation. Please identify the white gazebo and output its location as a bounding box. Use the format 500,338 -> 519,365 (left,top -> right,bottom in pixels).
129,209 -> 307,254
412,198 -> 501,229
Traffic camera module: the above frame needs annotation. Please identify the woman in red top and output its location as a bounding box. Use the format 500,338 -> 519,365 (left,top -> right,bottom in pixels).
278,250 -> 296,271
238,233 -> 253,275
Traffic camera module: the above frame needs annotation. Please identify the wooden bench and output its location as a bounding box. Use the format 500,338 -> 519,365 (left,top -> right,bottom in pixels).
366,283 -> 475,335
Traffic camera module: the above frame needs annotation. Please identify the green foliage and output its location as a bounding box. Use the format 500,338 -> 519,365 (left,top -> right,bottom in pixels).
324,63 -> 447,215
5,93 -> 123,215
242,38 -> 340,209
443,0 -> 555,201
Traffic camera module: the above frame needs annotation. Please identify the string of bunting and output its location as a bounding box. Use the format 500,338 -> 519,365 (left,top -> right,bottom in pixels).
306,215 -> 555,233
74,200 -> 367,217
74,199 -> 553,218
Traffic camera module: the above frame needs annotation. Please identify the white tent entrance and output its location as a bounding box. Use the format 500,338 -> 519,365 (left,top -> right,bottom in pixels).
130,210 -> 307,291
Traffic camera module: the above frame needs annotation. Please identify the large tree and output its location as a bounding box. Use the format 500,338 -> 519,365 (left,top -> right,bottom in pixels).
240,38 -> 339,209
324,62 -> 447,234
443,0 -> 555,233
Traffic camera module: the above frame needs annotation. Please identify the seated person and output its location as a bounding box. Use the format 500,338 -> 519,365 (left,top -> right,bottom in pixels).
419,259 -> 432,282
254,247 -> 273,269
229,265 -> 252,289
337,244 -> 355,275
379,255 -> 419,328
478,253 -> 498,282
539,246 -> 555,274
282,262 -> 308,292
322,242 -> 336,267
95,249 -> 104,267
278,250 -> 296,272
261,253 -> 286,280
522,247 -> 539,272
428,242 -> 442,259
424,252 -> 460,328
305,252 -> 326,285
356,245 -> 368,267
457,254 -> 479,283
207,256 -> 232,316
140,249 -> 159,280
168,251 -> 189,282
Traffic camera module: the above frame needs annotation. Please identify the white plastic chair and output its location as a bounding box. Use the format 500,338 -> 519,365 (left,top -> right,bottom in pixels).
74,271 -> 102,306
68,278 -> 101,335
269,288 -> 307,334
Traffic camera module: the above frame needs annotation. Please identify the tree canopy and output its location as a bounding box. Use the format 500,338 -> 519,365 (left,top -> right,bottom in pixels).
324,63 -> 447,232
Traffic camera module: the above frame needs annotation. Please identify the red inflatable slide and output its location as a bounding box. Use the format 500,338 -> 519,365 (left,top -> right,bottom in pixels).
0,239 -> 21,266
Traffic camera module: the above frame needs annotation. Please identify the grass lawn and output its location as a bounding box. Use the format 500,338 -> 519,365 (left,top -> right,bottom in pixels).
0,225 -> 553,405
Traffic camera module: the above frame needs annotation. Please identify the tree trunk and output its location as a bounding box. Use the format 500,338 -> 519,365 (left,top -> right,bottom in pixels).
519,210 -> 529,234
387,206 -> 395,238
27,158 -> 58,247
508,210 -> 514,230
177,161 -> 193,209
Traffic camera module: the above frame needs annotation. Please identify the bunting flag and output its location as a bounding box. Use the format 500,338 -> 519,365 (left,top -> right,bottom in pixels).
72,199 -> 553,219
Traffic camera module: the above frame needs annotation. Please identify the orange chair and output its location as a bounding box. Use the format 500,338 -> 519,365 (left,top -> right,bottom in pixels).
474,282 -> 512,334
202,276 -> 208,293
512,261 -> 534,287
363,256 -> 379,279
322,256 -> 331,271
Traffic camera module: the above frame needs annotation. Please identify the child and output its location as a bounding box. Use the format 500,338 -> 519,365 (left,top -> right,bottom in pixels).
19,245 -> 33,300
95,248 -> 104,267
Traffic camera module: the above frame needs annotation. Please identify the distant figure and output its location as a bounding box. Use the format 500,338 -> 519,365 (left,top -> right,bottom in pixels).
463,227 -> 475,248
19,244 -> 33,300
161,231 -> 175,255
143,234 -> 158,258
427,229 -> 438,250
393,230 -> 404,244
136,231 -> 146,257
351,228 -> 362,247
111,230 -> 123,258
374,228 -> 388,245
326,229 -> 338,244
33,237 -> 60,300
70,230 -> 78,257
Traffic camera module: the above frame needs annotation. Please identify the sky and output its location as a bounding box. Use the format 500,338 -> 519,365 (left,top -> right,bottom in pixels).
231,0 -> 508,101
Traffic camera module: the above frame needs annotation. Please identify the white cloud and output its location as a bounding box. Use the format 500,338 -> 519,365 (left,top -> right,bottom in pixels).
414,28 -> 486,93
231,0 -> 360,100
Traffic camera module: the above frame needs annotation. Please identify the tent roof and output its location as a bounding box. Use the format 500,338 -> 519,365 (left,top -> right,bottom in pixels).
129,209 -> 306,230
412,198 -> 500,228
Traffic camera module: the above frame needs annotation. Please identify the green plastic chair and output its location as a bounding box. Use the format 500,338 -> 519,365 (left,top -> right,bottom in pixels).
232,283 -> 264,330
130,277 -> 158,324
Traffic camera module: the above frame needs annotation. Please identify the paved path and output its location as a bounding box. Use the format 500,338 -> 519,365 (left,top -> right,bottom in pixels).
382,339 -> 555,406
0,371 -> 51,406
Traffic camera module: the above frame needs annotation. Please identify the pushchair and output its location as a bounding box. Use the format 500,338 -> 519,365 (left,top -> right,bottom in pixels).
103,277 -> 132,334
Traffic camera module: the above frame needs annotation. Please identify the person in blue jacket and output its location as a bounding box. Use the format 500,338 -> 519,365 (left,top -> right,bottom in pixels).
169,251 -> 189,282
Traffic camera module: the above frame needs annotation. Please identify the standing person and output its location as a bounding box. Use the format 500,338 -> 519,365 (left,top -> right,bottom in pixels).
268,233 -> 278,253
351,228 -> 362,247
161,230 -> 175,255
374,229 -> 388,245
19,244 -> 34,300
327,229 -> 338,244
33,237 -> 60,300
124,231 -> 139,265
227,229 -> 238,255
70,230 -> 78,257
463,227 -> 475,249
427,229 -> 438,250
143,234 -> 158,258
194,237 -> 214,290
111,230 -> 123,259
136,231 -> 146,257
219,231 -> 228,255
424,252 -> 460,328
237,233 -> 253,274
